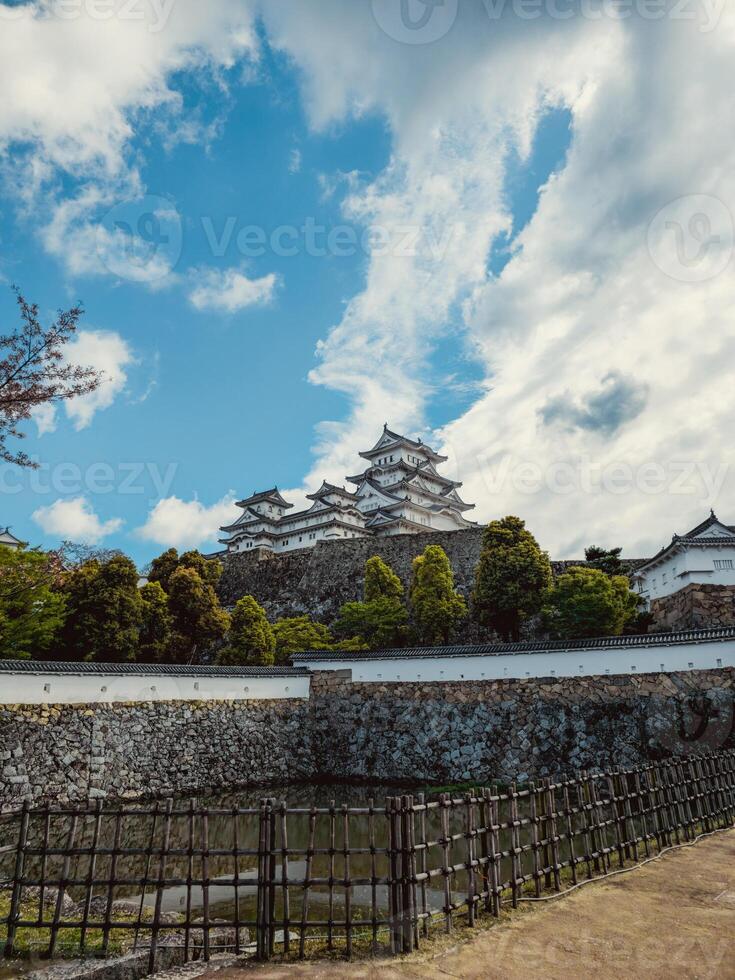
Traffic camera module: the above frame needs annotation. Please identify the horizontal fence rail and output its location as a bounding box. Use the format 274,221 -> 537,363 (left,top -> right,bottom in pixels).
1,750 -> 734,966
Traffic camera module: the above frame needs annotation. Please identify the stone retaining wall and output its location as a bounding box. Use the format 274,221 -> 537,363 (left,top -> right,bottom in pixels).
0,699 -> 314,809
216,529 -> 642,640
651,583 -> 735,631
309,668 -> 735,785
2,668 -> 733,808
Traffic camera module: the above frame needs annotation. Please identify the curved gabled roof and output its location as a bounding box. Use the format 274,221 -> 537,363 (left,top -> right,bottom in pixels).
234,487 -> 293,510
359,425 -> 448,464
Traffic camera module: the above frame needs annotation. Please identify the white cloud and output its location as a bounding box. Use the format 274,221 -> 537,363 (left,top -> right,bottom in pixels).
188,267 -> 279,314
0,0 -> 258,176
258,4 -> 735,557
31,402 -> 57,437
0,0 -> 259,280
136,494 -> 237,550
33,497 -> 123,543
62,330 -> 135,430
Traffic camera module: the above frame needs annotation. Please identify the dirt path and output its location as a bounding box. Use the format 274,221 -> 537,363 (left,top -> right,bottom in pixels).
174,829 -> 735,980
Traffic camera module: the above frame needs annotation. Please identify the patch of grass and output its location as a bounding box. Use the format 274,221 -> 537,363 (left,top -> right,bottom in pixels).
0,892 -> 179,961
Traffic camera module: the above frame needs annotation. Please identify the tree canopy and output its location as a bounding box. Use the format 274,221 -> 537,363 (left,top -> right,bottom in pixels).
333,555 -> 408,649
0,546 -> 66,659
584,545 -> 625,577
364,555 -> 404,602
410,544 -> 467,645
138,581 -> 173,663
543,565 -> 639,639
218,595 -> 275,666
272,615 -> 334,662
473,516 -> 552,640
166,566 -> 230,662
59,554 -> 144,662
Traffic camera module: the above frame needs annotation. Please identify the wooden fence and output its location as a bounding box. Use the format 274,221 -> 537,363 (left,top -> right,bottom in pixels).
1,749 -> 734,968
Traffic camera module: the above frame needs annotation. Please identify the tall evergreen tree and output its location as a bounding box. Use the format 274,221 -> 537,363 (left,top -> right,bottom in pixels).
409,544 -> 467,645
364,555 -> 404,602
59,555 -> 143,662
138,581 -> 173,662
584,545 -> 625,577
473,516 -> 552,641
333,555 -> 408,649
218,595 -> 274,666
167,566 -> 230,662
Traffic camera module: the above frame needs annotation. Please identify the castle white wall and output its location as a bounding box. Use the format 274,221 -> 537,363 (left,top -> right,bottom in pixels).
637,544 -> 735,601
0,670 -> 311,705
296,637 -> 735,683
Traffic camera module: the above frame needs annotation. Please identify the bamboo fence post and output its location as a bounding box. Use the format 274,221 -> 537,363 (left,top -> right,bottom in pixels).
298,804 -> 317,959
80,798 -> 104,954
343,802 -> 352,958
148,798 -> 173,973
280,801 -> 291,956
47,811 -> 78,959
3,801 -> 30,960
439,793 -> 452,933
367,798 -> 379,949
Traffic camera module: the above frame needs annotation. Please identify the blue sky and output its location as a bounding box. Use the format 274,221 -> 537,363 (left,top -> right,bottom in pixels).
1,2 -> 733,565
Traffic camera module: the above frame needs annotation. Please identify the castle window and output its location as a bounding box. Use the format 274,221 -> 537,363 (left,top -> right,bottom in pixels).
714,559 -> 733,570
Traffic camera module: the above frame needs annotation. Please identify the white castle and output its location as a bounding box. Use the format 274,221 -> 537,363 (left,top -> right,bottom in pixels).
220,425 -> 478,554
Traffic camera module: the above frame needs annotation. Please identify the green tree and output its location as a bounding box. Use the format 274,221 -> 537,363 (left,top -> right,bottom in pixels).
147,548 -> 180,592
138,581 -> 173,662
333,596 -> 408,650
584,545 -> 625,577
59,555 -> 143,662
333,555 -> 408,649
0,547 -> 66,659
272,615 -> 333,663
218,595 -> 274,666
473,516 -> 552,640
364,555 -> 404,602
167,566 -> 230,662
409,544 -> 467,645
148,548 -> 222,593
542,566 -> 639,639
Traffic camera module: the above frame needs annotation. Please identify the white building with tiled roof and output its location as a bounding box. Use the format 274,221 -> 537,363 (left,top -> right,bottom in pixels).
633,511 -> 735,602
0,527 -> 26,550
220,425 -> 478,554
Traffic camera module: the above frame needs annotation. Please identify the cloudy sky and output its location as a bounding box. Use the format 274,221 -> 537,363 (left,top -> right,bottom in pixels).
2,0 -> 733,564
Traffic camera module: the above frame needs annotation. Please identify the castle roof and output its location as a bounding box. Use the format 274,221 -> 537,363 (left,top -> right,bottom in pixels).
635,510 -> 735,575
0,527 -> 26,548
235,487 -> 293,510
358,425 -> 448,464
306,481 -> 362,502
